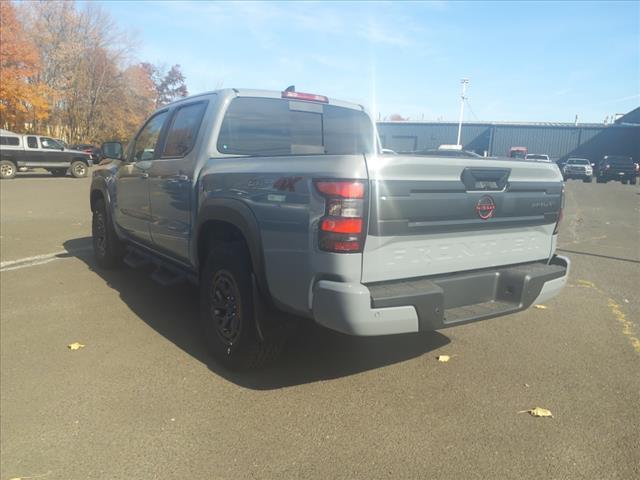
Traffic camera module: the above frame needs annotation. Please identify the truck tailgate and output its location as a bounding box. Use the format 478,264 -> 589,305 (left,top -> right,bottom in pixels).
362,154 -> 563,283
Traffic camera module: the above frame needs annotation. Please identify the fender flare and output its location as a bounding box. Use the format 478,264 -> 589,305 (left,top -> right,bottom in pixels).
90,176 -> 121,229
90,177 -> 111,210
196,198 -> 271,301
0,154 -> 17,165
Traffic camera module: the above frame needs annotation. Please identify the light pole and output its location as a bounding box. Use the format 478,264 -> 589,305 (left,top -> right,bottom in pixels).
456,79 -> 469,147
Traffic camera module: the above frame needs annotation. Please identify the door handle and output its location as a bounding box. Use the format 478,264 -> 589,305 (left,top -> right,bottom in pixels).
140,172 -> 149,179
166,174 -> 189,184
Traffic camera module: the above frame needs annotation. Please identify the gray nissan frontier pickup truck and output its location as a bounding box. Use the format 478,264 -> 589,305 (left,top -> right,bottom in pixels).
90,87 -> 569,369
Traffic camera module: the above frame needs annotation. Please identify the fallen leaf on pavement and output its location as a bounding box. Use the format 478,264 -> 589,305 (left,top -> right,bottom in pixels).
534,305 -> 547,309
67,342 -> 85,350
518,407 -> 553,418
436,355 -> 450,362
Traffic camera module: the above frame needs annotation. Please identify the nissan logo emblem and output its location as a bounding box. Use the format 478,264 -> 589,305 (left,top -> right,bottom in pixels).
475,195 -> 496,220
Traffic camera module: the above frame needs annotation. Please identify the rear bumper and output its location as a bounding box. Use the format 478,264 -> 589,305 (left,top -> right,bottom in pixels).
598,171 -> 637,180
312,255 -> 570,336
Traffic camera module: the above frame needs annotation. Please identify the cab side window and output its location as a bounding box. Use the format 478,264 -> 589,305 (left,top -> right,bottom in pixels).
27,136 -> 38,149
132,111 -> 169,162
162,102 -> 207,158
40,137 -> 62,149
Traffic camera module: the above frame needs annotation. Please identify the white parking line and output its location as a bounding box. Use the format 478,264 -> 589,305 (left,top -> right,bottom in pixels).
0,247 -> 92,272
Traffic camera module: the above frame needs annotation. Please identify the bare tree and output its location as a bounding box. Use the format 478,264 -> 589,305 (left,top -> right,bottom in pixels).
17,1 -> 157,143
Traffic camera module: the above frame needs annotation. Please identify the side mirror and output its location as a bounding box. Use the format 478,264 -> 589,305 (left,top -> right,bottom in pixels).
101,141 -> 124,161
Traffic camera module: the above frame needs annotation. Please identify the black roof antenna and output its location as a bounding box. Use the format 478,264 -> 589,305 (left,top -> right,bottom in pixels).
284,85 -> 295,92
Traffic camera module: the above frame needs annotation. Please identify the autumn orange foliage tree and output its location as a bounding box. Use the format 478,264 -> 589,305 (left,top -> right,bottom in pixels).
1,1 -> 188,144
0,1 -> 50,131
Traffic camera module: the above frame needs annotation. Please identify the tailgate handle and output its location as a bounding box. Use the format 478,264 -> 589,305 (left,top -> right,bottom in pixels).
461,168 -> 511,191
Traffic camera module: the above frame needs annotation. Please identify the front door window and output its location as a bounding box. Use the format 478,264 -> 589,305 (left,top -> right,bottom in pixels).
40,137 -> 63,149
132,112 -> 169,162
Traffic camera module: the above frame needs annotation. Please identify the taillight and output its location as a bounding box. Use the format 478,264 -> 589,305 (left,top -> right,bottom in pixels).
282,90 -> 329,103
315,180 -> 366,253
316,181 -> 364,198
553,186 -> 565,235
320,218 -> 363,234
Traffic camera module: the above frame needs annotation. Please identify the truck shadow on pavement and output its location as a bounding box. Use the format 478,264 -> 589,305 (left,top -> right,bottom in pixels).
64,237 -> 449,390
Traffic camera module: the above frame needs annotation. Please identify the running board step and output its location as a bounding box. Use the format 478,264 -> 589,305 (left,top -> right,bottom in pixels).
151,266 -> 187,287
123,246 -> 197,286
123,250 -> 150,268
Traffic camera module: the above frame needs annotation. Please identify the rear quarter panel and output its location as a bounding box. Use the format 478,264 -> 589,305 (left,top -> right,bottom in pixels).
197,154 -> 368,316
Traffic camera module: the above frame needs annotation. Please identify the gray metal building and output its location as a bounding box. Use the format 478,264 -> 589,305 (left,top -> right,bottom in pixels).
377,107 -> 640,162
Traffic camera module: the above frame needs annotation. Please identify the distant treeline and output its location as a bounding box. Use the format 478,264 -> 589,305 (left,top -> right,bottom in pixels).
0,1 -> 188,144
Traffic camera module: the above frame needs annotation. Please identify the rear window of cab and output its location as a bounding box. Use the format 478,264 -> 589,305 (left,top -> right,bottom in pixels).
217,97 -> 374,156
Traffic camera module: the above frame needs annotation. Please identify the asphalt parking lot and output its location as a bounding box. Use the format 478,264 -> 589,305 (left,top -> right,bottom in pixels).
1,173 -> 639,480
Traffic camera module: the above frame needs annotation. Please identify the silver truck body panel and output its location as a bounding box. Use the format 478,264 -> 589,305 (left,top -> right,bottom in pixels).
362,225 -> 556,283
197,153 -> 368,316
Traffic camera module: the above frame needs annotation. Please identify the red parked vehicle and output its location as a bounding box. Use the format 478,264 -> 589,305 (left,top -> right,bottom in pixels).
509,146 -> 528,159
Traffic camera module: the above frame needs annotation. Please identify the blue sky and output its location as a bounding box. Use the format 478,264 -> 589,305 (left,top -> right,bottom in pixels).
97,0 -> 639,122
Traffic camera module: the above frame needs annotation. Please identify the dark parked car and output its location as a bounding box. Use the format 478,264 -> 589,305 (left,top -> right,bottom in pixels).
596,155 -> 638,184
1,132 -> 92,179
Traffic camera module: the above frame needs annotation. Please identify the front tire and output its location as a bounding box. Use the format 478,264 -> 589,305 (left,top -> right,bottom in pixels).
0,160 -> 17,179
630,177 -> 637,185
92,198 -> 123,269
200,243 -> 283,370
70,161 -> 88,178
583,176 -> 592,183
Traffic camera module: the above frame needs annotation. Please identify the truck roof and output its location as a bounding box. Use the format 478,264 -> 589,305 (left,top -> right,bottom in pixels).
164,88 -> 366,113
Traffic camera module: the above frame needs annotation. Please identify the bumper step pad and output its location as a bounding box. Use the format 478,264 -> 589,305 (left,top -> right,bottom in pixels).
367,257 -> 567,331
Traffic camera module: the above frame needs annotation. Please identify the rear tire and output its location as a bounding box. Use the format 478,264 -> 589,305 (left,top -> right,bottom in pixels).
0,160 -> 16,179
621,179 -> 628,185
92,198 -> 124,269
70,161 -> 88,178
630,177 -> 637,185
200,243 -> 283,370
51,168 -> 67,177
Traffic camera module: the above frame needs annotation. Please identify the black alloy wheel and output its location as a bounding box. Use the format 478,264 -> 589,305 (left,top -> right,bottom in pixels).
210,270 -> 242,347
